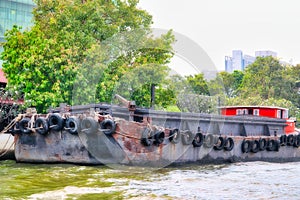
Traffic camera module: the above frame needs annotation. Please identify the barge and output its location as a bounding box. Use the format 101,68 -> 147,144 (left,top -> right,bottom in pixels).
8,96 -> 300,167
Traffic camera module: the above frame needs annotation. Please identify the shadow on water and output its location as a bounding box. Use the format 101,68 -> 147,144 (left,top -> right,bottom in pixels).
1,160 -> 300,199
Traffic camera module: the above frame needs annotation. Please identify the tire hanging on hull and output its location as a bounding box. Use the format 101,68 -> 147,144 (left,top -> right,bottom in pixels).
266,139 -> 280,152
35,117 -> 49,135
19,117 -> 32,134
203,134 -> 215,148
181,130 -> 194,145
259,138 -> 267,151
241,140 -> 251,153
169,129 -> 181,144
153,130 -> 165,145
48,113 -> 64,131
81,117 -> 98,135
65,117 -> 80,134
250,140 -> 260,153
223,137 -> 234,151
192,132 -> 204,148
213,136 -> 225,151
141,128 -> 153,146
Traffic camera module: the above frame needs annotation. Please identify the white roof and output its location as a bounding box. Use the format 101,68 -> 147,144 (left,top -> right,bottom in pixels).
218,106 -> 288,110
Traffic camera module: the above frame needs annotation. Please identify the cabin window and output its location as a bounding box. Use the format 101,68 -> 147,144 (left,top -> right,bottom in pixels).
283,110 -> 288,118
253,109 -> 259,116
248,109 -> 253,115
237,109 -> 248,115
277,110 -> 282,118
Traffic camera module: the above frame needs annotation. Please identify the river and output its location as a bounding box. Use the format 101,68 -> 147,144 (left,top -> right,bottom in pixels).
0,160 -> 299,200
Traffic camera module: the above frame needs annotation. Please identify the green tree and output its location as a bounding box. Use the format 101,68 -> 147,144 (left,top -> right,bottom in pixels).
96,30 -> 175,106
165,73 -> 217,113
186,73 -> 209,95
240,56 -> 285,99
285,64 -> 300,108
208,70 -> 244,98
1,0 -> 174,112
224,57 -> 300,121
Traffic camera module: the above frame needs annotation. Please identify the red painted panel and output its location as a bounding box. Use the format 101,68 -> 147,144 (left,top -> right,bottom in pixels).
220,107 -> 286,119
285,120 -> 295,134
259,108 -> 276,118
221,108 -> 236,116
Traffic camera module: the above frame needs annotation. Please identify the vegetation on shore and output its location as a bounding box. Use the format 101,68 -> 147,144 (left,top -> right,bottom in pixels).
1,0 -> 175,112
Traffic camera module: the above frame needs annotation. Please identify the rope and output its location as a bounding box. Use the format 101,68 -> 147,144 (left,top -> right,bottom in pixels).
115,130 -> 141,140
0,113 -> 24,158
0,116 -> 18,135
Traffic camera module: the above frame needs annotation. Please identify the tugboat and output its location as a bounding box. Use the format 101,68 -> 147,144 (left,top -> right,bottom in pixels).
9,94 -> 300,167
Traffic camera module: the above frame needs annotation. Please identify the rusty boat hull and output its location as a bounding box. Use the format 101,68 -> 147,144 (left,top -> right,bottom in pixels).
12,104 -> 300,166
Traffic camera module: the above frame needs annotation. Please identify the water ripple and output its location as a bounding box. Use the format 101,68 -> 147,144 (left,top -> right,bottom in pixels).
0,161 -> 300,199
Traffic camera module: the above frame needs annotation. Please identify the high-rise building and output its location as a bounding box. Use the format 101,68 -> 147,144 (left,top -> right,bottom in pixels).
255,50 -> 277,58
0,0 -> 35,68
225,56 -> 233,72
232,50 -> 243,71
225,50 -> 256,73
243,54 -> 256,68
225,50 -> 278,72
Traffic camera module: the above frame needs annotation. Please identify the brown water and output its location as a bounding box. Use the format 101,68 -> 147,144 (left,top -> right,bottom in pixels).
0,160 -> 299,199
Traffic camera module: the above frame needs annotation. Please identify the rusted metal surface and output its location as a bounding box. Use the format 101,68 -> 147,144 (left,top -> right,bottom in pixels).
11,104 -> 300,166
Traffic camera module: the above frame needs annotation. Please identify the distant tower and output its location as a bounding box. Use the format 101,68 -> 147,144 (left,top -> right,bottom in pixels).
232,50 -> 243,71
255,50 -> 277,58
225,56 -> 233,72
225,50 -> 255,72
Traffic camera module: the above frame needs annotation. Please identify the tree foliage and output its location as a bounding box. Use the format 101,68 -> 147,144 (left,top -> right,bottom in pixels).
186,74 -> 209,95
1,0 -> 175,112
207,70 -> 244,97
241,56 -> 285,99
170,56 -> 300,120
215,56 -> 300,120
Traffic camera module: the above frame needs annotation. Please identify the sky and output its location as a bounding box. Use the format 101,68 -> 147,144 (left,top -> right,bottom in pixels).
138,0 -> 300,74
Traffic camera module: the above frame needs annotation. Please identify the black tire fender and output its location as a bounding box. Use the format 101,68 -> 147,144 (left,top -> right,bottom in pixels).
267,139 -> 277,151
213,136 -> 225,151
154,130 -> 165,145
19,117 -> 32,134
81,117 -> 98,135
11,122 -> 20,135
192,132 -> 204,148
100,119 -> 116,135
241,140 -> 251,153
224,137 -> 234,151
287,134 -> 295,146
48,113 -> 64,131
181,130 -> 194,145
280,135 -> 287,146
35,117 -> 49,135
141,128 -> 153,146
203,134 -> 215,148
250,140 -> 260,153
274,140 -> 280,151
293,135 -> 300,148
169,129 -> 181,144
259,138 -> 267,151
65,117 -> 80,134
